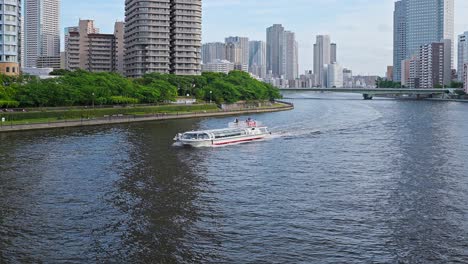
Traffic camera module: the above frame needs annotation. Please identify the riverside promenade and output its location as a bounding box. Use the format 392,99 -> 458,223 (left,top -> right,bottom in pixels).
0,102 -> 293,133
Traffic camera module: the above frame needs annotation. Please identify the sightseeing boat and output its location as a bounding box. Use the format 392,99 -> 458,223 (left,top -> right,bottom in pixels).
174,119 -> 270,147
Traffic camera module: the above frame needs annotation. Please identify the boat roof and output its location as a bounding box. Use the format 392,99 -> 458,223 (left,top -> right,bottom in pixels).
184,126 -> 267,134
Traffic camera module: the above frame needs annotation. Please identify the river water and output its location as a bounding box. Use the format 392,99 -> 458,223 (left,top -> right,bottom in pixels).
0,93 -> 467,263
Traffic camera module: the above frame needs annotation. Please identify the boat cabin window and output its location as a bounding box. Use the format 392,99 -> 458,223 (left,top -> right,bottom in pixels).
198,133 -> 210,140
212,129 -> 246,139
182,133 -> 210,140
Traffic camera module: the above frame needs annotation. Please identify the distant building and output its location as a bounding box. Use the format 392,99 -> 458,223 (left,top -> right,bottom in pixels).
408,56 -> 420,88
225,36 -> 249,71
464,64 -> 468,93
234,63 -> 248,72
386,66 -> 394,81
66,20 -> 125,74
314,35 -> 331,87
266,24 -> 285,78
283,31 -> 299,80
202,42 -> 226,64
458,32 -> 468,82
393,0 -> 406,82
0,0 -> 21,76
327,63 -> 343,88
418,41 -> 451,88
393,0 -> 454,81
24,0 -> 61,68
248,41 -> 267,78
299,70 -> 317,88
202,59 -> 234,74
37,56 -> 61,70
248,41 -> 266,79
401,58 -> 411,87
330,43 -> 337,63
343,68 -> 353,87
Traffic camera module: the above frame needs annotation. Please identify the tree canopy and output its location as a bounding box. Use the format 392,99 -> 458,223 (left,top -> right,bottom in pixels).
0,70 -> 281,108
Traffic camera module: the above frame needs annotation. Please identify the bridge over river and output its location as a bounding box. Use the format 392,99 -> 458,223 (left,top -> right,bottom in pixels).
280,88 -> 463,100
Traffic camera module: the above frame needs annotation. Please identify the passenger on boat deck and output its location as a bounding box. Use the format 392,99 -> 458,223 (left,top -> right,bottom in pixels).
235,118 -> 239,124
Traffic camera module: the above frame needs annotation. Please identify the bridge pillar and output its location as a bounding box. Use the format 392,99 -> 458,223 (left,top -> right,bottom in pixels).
363,94 -> 373,100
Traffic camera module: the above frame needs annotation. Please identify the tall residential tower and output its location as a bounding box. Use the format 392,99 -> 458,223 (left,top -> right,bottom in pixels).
124,0 -> 202,77
266,24 -> 284,77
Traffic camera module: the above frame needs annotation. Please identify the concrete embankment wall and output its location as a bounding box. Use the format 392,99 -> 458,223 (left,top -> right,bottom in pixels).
0,102 -> 294,133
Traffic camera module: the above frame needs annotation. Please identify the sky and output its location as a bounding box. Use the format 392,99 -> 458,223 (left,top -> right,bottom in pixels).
62,0 -> 468,76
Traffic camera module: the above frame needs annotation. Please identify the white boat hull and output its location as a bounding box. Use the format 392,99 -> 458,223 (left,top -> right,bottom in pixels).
178,133 -> 269,147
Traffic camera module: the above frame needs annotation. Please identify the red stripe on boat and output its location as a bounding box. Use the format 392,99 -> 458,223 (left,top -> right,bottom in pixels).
213,137 -> 264,146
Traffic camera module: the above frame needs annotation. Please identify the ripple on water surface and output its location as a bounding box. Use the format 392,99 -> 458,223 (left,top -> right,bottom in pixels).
1,94 -> 468,263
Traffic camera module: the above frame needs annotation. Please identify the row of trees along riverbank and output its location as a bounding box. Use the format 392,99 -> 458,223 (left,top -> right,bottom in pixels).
0,70 -> 282,108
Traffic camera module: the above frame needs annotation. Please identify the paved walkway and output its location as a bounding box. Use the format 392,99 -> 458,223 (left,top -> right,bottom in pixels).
0,105 -> 293,133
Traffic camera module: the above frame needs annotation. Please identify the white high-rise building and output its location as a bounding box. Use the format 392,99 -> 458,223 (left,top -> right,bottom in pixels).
249,41 -> 266,78
314,35 -> 331,87
24,0 -> 61,68
0,0 -> 22,75
124,0 -> 202,77
283,31 -> 298,80
327,63 -> 343,88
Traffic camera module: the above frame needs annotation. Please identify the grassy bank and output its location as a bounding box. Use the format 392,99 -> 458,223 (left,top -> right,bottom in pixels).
1,104 -> 219,125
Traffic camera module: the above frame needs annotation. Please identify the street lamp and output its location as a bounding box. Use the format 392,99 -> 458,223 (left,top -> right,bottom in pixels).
209,90 -> 212,104
92,92 -> 95,109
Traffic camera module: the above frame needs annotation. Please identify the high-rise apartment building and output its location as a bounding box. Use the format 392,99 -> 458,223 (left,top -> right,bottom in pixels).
66,20 -> 125,74
458,32 -> 468,82
24,0 -> 61,68
249,41 -> 266,79
0,0 -> 21,75
266,24 -> 284,77
201,42 -> 226,64
124,0 -> 202,77
225,36 -> 249,71
418,41 -> 451,88
313,35 -> 331,87
284,31 -> 298,80
393,0 -> 454,81
266,24 -> 298,80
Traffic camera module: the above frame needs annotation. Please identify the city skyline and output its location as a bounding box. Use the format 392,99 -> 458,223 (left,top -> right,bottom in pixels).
60,0 -> 468,76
